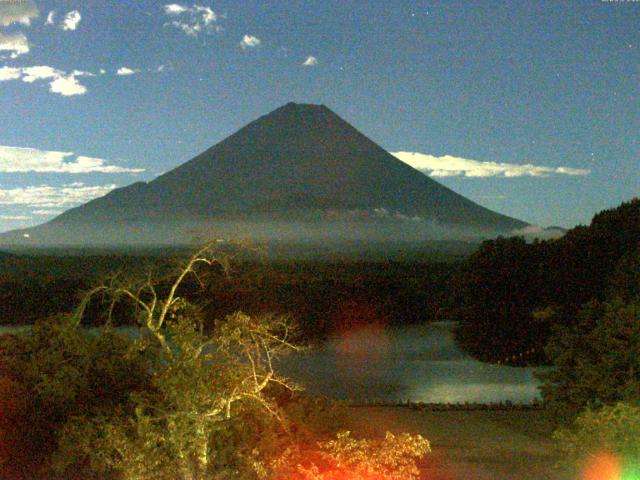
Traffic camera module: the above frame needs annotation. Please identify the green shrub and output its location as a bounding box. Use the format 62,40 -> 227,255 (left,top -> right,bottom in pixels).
539,299 -> 640,424
554,402 -> 640,475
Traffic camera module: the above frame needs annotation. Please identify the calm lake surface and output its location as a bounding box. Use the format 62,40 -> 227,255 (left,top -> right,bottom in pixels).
279,322 -> 544,404
0,322 -> 543,404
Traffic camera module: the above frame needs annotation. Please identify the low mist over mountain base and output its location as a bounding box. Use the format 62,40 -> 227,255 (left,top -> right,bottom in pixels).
0,214 -> 521,250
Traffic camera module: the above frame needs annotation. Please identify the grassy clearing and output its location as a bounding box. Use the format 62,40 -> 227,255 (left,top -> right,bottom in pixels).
343,406 -> 575,480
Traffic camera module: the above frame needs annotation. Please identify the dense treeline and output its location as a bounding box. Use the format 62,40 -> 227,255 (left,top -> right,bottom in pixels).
449,198 -> 640,365
0,254 -> 456,340
0,255 -> 151,325
200,261 -> 454,340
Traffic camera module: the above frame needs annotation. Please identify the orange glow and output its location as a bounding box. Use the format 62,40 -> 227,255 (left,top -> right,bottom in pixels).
582,451 -> 621,480
330,298 -> 390,361
335,323 -> 390,357
332,299 -> 382,333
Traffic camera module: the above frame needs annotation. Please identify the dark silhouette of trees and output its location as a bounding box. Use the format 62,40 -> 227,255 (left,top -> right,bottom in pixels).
539,299 -> 640,424
447,236 -> 551,364
449,198 -> 640,365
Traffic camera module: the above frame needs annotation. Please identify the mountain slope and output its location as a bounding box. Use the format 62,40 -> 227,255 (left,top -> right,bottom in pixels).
0,103 -> 526,246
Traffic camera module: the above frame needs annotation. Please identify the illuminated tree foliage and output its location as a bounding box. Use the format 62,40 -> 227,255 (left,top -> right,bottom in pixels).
270,430 -> 430,480
0,243 -> 431,480
48,244 -> 303,480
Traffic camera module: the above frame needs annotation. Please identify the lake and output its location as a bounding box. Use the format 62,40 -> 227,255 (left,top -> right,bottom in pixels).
0,321 -> 543,404
278,322 -> 544,404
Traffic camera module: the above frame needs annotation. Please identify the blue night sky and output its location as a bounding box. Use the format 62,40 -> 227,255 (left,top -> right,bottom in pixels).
0,0 -> 638,233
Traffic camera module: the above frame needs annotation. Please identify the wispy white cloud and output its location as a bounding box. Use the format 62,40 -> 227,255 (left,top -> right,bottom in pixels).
0,145 -> 145,173
116,66 -> 139,76
0,214 -> 31,220
240,34 -> 260,49
194,4 -> 216,24
391,151 -> 591,178
61,10 -> 81,31
32,209 -> 63,216
0,65 -> 91,96
510,224 -> 566,239
0,0 -> 38,27
0,32 -> 29,57
0,183 -> 117,208
163,3 -> 220,37
45,9 -> 81,31
302,55 -> 318,66
168,21 -> 197,36
71,69 -> 95,77
45,10 -> 55,25
164,4 -> 190,15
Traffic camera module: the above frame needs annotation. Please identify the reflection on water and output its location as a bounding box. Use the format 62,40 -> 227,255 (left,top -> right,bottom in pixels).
279,322 -> 544,403
0,322 -> 544,403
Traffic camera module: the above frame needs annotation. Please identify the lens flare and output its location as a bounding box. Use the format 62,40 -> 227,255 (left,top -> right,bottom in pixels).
330,298 -> 390,361
582,451 -> 621,480
621,464 -> 640,480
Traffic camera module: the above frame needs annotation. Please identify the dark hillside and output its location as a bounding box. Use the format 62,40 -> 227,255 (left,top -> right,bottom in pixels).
449,198 -> 640,365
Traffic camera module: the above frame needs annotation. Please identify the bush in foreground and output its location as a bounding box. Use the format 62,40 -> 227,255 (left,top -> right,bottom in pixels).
270,431 -> 430,480
554,402 -> 640,477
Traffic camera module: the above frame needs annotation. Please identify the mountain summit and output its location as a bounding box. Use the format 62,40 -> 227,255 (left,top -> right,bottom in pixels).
1,103 -> 526,246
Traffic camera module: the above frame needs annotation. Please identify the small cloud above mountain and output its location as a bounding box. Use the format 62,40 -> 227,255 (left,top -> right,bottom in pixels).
302,55 -> 318,66
62,10 -> 81,31
163,3 -> 221,37
116,67 -> 139,76
49,75 -> 86,95
45,10 -> 55,25
240,34 -> 261,49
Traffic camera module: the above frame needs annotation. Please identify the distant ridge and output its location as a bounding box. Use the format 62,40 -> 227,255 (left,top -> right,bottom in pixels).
0,103 -> 527,246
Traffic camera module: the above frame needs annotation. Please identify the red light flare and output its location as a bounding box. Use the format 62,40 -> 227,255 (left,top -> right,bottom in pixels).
582,451 -> 622,480
329,298 -> 391,361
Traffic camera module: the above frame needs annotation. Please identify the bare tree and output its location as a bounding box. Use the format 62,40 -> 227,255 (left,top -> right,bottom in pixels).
64,242 -> 302,480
